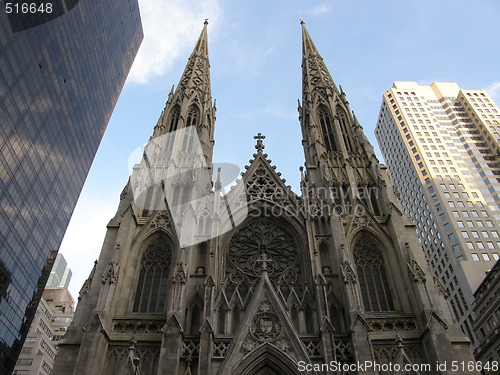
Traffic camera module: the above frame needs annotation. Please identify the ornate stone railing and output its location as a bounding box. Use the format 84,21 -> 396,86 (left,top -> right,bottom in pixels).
112,318 -> 165,334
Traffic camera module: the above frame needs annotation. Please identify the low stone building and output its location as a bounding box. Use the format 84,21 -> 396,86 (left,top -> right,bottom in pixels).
472,260 -> 499,369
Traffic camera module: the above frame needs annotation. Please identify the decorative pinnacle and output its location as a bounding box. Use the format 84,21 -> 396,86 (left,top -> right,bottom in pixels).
254,133 -> 266,153
395,332 -> 404,348
300,18 -> 305,25
204,18 -> 209,25
256,252 -> 273,273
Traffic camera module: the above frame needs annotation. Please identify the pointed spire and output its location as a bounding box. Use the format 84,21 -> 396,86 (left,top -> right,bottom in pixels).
301,19 -> 320,59
301,20 -> 339,98
176,20 -> 211,98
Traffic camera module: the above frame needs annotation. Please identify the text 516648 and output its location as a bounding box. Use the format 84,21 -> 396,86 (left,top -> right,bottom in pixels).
5,2 -> 53,14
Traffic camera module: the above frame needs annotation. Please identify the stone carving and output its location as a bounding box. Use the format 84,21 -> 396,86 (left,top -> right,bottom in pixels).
332,337 -> 352,359
240,337 -> 257,353
141,237 -> 172,270
227,218 -> 300,280
341,261 -> 357,284
433,276 -> 449,298
212,340 -> 232,357
304,340 -> 321,357
182,341 -> 200,358
352,214 -> 373,229
366,317 -> 418,332
102,261 -> 119,284
373,344 -> 424,367
151,213 -> 171,230
172,263 -> 187,285
112,319 -> 165,333
275,337 -> 291,353
250,311 -> 281,342
408,258 -> 426,283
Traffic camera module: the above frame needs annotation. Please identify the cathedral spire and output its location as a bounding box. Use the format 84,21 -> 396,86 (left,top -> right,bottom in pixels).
153,20 -> 216,162
177,19 -> 210,95
301,20 -> 339,99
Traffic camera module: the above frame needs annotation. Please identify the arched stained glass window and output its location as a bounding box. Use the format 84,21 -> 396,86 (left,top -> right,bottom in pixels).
169,105 -> 180,132
353,237 -> 395,312
338,112 -> 353,152
186,105 -> 199,127
133,237 -> 172,313
318,107 -> 338,152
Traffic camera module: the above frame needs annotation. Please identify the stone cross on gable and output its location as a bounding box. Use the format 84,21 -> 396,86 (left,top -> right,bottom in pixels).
256,252 -> 273,272
254,133 -> 266,153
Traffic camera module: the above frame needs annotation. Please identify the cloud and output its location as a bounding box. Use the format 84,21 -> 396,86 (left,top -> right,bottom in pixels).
128,0 -> 223,84
484,81 -> 500,103
308,3 -> 332,16
59,188 -> 121,300
232,45 -> 275,78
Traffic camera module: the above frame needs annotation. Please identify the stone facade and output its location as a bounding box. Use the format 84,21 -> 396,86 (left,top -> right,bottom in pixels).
472,260 -> 499,368
53,22 -> 478,374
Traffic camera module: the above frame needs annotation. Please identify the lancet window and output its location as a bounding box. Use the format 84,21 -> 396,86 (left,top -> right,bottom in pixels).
186,105 -> 199,128
182,107 -> 199,151
132,236 -> 172,313
353,237 -> 395,312
168,105 -> 180,132
318,106 -> 338,152
338,110 -> 354,152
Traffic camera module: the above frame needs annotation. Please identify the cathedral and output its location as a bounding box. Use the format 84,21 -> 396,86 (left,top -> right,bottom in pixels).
53,21 -> 478,374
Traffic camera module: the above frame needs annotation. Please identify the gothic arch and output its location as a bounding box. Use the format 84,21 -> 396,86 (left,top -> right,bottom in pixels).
131,233 -> 175,313
231,344 -> 303,375
351,232 -> 396,312
186,104 -> 200,128
168,104 -> 181,132
317,238 -> 332,274
335,105 -> 354,152
318,105 -> 338,152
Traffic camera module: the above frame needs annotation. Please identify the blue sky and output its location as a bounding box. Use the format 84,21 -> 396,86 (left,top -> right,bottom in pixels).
60,0 -> 500,299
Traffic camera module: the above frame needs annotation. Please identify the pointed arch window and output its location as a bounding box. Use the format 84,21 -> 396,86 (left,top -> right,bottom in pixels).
338,110 -> 354,152
353,237 -> 395,312
169,105 -> 181,132
133,237 -> 172,313
182,108 -> 199,151
318,107 -> 338,152
186,105 -> 200,128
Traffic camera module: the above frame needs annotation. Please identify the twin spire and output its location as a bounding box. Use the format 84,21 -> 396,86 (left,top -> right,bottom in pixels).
172,19 -> 339,107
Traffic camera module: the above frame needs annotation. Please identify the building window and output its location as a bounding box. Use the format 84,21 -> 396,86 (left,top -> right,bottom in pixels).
168,105 -> 181,131
133,236 -> 172,313
354,237 -> 395,312
319,107 -> 338,152
482,253 -> 490,261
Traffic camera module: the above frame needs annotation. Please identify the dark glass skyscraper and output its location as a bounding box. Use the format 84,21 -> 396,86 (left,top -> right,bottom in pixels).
0,1 -> 143,373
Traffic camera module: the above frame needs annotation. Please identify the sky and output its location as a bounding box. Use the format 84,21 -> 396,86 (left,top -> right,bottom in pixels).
59,0 -> 500,300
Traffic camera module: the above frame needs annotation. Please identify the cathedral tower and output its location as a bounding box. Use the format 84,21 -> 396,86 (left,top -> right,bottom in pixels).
53,22 -> 477,375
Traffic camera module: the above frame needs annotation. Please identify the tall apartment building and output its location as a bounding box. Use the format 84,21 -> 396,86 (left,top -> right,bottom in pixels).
12,288 -> 75,375
46,254 -> 72,289
375,81 -> 500,347
0,2 -> 142,373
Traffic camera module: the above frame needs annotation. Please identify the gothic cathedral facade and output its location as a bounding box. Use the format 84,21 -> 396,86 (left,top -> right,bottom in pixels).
53,22 -> 477,374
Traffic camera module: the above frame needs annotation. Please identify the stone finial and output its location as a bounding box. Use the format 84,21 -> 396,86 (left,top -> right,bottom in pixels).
256,252 -> 273,272
254,133 -> 266,153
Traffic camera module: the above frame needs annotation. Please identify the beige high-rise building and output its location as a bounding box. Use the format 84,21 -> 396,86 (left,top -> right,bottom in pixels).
375,81 -> 500,347
12,288 -> 74,375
